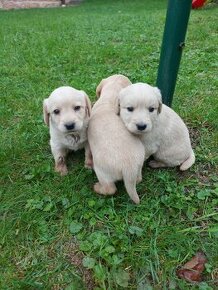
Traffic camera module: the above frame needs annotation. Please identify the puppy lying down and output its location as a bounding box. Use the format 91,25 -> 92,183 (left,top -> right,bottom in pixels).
118,83 -> 195,171
43,86 -> 91,175
88,75 -> 145,204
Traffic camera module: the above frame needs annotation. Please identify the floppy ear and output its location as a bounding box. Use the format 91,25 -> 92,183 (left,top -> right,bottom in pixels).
115,88 -> 125,115
154,87 -> 162,114
43,98 -> 50,126
114,95 -> 120,115
96,79 -> 105,98
81,91 -> 92,117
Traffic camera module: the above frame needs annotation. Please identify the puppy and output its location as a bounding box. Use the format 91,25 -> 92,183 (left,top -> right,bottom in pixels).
43,86 -> 91,175
88,75 -> 145,204
118,83 -> 195,171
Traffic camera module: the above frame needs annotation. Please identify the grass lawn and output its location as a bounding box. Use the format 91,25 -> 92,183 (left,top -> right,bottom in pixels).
0,0 -> 217,289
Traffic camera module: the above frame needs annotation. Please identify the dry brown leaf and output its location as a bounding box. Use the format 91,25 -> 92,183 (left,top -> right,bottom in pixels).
177,252 -> 207,283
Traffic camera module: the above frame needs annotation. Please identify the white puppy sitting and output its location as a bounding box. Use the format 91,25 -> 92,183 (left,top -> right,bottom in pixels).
118,83 -> 195,171
43,86 -> 91,175
88,75 -> 145,204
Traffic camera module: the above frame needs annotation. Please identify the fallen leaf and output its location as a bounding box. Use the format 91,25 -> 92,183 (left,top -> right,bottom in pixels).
177,252 -> 207,283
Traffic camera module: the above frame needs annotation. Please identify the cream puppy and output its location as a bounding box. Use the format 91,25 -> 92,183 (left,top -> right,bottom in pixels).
88,75 -> 145,204
43,86 -> 91,175
118,83 -> 195,171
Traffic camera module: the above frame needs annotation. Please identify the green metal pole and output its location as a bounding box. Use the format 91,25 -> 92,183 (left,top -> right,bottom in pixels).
156,0 -> 192,106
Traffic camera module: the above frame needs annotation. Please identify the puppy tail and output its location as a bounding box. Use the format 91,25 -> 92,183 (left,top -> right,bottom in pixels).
179,150 -> 195,171
123,172 -> 140,204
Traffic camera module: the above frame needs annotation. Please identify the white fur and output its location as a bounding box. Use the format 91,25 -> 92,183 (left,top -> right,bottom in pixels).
119,83 -> 195,170
43,86 -> 91,175
88,75 -> 145,204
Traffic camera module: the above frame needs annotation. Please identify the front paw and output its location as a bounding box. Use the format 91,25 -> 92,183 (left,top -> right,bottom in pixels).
55,157 -> 68,176
85,159 -> 93,169
55,165 -> 68,176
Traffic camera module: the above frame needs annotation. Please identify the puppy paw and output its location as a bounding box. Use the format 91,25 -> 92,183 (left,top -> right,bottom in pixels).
55,164 -> 68,176
85,164 -> 92,170
85,159 -> 93,169
55,156 -> 68,176
94,182 -> 116,196
94,182 -> 102,193
148,160 -> 166,169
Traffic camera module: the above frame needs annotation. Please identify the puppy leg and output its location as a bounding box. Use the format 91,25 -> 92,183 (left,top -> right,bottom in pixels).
51,145 -> 68,176
84,143 -> 93,169
93,167 -> 117,195
55,156 -> 68,176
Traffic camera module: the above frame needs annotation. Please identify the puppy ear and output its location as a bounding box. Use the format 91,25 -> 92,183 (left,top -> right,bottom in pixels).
43,98 -> 50,126
96,79 -> 105,98
114,96 -> 120,115
154,87 -> 162,114
81,91 -> 92,117
115,88 -> 125,115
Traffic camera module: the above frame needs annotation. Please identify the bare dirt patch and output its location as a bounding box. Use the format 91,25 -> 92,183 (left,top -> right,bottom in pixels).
64,239 -> 96,290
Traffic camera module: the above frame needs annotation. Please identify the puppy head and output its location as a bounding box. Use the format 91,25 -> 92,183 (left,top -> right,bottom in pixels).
43,86 -> 91,133
96,74 -> 131,98
96,79 -> 105,98
118,83 -> 162,135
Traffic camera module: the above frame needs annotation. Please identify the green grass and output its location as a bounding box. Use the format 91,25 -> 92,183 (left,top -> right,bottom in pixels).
0,0 -> 218,289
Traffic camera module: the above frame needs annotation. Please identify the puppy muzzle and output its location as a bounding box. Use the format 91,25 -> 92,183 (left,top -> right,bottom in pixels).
136,123 -> 147,131
65,122 -> 75,131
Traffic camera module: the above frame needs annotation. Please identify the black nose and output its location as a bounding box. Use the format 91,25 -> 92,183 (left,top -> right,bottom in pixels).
136,124 -> 147,131
65,123 -> 75,130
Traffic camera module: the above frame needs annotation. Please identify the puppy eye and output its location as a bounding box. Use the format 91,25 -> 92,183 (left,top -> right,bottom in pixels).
53,109 -> 60,115
149,107 -> 155,113
127,107 -> 134,112
74,106 -> 81,111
